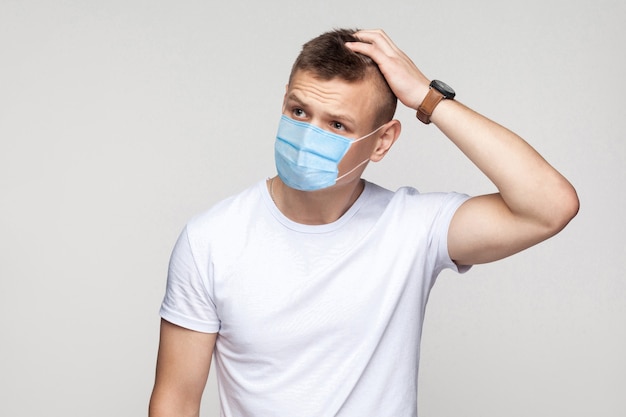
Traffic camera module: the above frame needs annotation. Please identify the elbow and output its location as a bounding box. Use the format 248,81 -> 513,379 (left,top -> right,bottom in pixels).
565,185 -> 580,222
544,180 -> 580,235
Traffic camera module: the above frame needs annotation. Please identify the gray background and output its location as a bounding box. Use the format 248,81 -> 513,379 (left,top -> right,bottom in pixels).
1,0 -> 624,416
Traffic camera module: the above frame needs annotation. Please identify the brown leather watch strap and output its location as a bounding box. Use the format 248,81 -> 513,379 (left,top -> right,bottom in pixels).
416,87 -> 444,124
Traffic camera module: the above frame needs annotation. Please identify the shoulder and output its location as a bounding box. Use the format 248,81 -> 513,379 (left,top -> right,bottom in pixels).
363,180 -> 469,214
385,184 -> 470,215
185,180 -> 266,239
363,181 -> 470,229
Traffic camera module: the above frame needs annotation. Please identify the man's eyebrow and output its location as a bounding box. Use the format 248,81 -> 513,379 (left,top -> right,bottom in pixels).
286,93 -> 356,126
285,93 -> 306,106
327,112 -> 356,126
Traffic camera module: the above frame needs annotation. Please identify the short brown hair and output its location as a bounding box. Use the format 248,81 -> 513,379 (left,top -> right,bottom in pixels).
289,28 -> 397,127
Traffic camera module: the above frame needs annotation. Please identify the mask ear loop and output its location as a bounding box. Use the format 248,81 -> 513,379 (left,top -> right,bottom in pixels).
335,158 -> 370,182
352,123 -> 387,143
335,123 -> 388,183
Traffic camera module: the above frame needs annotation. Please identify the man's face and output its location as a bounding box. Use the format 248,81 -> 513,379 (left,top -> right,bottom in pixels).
282,70 -> 383,186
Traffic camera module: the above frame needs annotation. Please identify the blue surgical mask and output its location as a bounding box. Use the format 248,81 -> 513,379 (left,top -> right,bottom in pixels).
274,115 -> 384,191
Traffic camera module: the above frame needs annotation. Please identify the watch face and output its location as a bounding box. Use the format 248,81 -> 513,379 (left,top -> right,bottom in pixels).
431,80 -> 455,99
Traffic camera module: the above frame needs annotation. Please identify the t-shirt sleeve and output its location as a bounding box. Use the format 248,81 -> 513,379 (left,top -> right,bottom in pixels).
159,226 -> 220,333
431,192 -> 472,274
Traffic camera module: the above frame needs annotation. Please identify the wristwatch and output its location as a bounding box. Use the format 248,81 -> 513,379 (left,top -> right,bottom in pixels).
416,80 -> 456,124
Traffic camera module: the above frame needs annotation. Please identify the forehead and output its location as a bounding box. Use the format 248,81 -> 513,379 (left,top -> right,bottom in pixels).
286,70 -> 379,122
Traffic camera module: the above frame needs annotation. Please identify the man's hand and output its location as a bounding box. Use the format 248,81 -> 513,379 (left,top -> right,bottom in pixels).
345,29 -> 430,110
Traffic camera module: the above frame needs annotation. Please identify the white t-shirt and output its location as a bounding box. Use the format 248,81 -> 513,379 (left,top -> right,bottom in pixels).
160,179 -> 470,417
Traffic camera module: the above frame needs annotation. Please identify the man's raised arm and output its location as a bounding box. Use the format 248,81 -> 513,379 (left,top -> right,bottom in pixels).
346,29 -> 579,265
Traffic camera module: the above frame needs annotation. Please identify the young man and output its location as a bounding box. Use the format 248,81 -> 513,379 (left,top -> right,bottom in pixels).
149,29 -> 578,417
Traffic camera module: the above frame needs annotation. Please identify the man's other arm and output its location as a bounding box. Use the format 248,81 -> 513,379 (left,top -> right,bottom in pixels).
149,319 -> 217,417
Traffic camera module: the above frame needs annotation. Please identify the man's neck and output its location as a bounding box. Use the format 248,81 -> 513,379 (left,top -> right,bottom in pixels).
268,177 -> 365,225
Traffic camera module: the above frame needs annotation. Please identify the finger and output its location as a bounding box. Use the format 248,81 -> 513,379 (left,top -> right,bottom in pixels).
344,40 -> 376,57
345,38 -> 391,65
351,29 -> 401,55
345,35 -> 408,73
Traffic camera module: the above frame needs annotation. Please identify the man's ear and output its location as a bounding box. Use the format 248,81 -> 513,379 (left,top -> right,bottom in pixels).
370,119 -> 401,162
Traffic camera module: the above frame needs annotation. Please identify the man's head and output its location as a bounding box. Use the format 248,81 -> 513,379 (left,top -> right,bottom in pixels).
288,28 -> 397,128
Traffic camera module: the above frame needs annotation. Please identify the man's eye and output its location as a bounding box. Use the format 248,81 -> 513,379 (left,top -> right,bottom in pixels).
293,108 -> 305,117
332,122 -> 345,130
